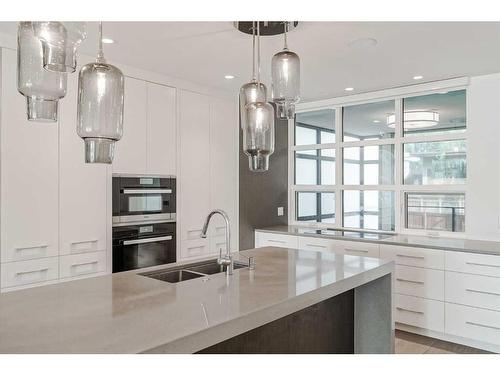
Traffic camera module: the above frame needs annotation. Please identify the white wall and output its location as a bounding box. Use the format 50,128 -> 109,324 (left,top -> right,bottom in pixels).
466,73 -> 500,240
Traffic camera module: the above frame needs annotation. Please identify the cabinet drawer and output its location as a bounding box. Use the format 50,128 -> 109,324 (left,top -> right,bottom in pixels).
255,232 -> 298,249
337,240 -> 379,258
59,251 -> 107,280
446,271 -> 500,311
395,265 -> 444,300
380,245 -> 444,270
446,251 -> 500,278
446,302 -> 500,346
297,236 -> 342,253
1,242 -> 58,263
395,294 -> 444,332
210,235 -> 227,255
1,257 -> 59,288
181,239 -> 209,259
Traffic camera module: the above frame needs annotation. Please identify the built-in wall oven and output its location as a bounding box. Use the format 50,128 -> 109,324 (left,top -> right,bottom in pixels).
112,175 -> 177,273
112,175 -> 176,225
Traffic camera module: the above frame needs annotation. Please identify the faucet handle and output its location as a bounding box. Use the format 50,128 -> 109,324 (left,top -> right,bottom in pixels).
239,253 -> 255,270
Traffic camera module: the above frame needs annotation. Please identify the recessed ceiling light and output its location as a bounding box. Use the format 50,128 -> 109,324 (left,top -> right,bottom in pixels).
413,75 -> 423,80
373,120 -> 381,123
345,87 -> 354,92
102,38 -> 114,44
348,37 -> 378,49
224,75 -> 235,80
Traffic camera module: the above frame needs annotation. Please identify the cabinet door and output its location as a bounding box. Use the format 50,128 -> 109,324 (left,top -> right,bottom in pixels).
147,83 -> 176,176
0,49 -> 59,263
59,73 -> 108,256
178,90 -> 210,244
112,77 -> 147,175
209,97 -> 238,252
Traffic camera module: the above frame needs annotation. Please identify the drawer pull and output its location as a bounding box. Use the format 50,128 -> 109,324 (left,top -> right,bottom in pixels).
466,321 -> 500,331
306,244 -> 326,248
15,244 -> 48,251
465,262 -> 500,269
466,288 -> 500,297
71,261 -> 98,275
396,278 -> 424,285
345,248 -> 369,253
15,268 -> 49,276
71,239 -> 98,245
268,240 -> 286,244
396,254 -> 424,260
396,307 -> 424,315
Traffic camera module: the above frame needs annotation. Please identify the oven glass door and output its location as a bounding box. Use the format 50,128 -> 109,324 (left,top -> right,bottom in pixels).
113,235 -> 176,272
120,189 -> 171,216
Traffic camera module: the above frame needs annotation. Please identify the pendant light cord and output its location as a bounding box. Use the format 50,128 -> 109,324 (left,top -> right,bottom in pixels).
257,22 -> 261,87
284,21 -> 288,50
97,21 -> 105,63
252,21 -> 256,81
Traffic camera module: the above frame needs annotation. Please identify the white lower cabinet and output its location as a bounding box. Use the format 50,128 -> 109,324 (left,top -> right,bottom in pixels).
380,244 -> 444,270
297,236 -> 341,253
446,271 -> 500,311
446,251 -> 500,278
395,265 -> 444,301
446,303 -> 500,346
1,257 -> 59,289
336,240 -> 379,258
59,252 -> 107,280
255,232 -> 298,249
180,239 -> 210,259
395,294 -> 444,332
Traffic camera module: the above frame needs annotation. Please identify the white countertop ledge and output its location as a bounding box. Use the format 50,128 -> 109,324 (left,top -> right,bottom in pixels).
0,247 -> 393,353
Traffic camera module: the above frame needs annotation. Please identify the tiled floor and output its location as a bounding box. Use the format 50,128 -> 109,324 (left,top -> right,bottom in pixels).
395,330 -> 491,354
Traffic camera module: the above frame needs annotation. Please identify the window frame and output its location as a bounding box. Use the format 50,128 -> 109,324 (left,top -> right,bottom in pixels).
288,77 -> 469,237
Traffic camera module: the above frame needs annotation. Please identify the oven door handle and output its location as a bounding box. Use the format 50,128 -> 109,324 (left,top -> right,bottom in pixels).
122,236 -> 173,246
122,189 -> 172,194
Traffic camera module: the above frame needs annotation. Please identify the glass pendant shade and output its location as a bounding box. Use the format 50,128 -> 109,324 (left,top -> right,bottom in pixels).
243,100 -> 275,172
239,80 -> 266,130
17,22 -> 67,122
33,21 -> 87,73
271,48 -> 300,119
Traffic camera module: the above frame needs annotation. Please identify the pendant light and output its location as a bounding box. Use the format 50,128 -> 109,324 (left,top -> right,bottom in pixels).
239,22 -> 266,130
17,22 -> 67,122
77,22 -> 124,164
271,21 -> 300,119
33,21 -> 87,73
242,22 -> 275,172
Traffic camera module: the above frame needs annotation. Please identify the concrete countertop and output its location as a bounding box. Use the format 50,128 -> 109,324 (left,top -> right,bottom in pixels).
0,247 -> 393,353
256,225 -> 500,256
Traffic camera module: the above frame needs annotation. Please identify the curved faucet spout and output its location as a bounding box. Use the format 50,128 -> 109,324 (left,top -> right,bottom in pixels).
200,209 -> 233,275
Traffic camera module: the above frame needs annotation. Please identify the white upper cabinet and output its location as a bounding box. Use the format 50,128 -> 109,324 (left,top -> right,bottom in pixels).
0,48 -> 59,262
59,72 -> 108,256
147,83 -> 176,176
178,89 -> 210,241
209,97 -> 238,251
112,77 -> 148,175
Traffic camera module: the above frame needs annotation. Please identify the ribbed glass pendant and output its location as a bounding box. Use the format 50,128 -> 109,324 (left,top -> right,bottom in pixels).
77,22 -> 124,164
241,22 -> 275,172
17,22 -> 67,122
33,21 -> 87,73
271,22 -> 300,119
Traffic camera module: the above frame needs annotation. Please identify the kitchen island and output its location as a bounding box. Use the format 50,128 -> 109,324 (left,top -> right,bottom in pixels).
0,247 -> 394,354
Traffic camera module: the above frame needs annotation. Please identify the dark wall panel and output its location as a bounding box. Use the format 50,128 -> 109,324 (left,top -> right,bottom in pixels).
239,115 -> 288,250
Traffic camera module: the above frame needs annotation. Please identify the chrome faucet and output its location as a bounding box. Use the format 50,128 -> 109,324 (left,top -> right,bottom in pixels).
200,209 -> 233,276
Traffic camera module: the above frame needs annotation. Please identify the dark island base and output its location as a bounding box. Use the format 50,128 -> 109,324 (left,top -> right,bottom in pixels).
198,290 -> 354,354
197,274 -> 393,354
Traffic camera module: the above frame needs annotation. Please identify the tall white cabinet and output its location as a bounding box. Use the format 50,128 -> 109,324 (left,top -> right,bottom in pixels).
178,90 -> 238,260
0,49 -> 59,289
113,79 -> 176,176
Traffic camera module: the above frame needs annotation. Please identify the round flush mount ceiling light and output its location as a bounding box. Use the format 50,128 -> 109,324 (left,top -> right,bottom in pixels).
224,75 -> 235,79
102,38 -> 114,44
348,37 -> 378,49
386,110 -> 439,129
413,75 -> 423,80
373,120 -> 381,123
344,87 -> 354,92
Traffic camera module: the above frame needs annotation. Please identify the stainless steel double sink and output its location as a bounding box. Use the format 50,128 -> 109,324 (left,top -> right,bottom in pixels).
140,259 -> 248,283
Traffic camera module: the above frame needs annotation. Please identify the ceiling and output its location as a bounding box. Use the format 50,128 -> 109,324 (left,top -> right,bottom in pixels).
1,22 -> 499,101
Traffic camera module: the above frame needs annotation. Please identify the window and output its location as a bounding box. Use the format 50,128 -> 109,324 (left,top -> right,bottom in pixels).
291,87 -> 467,235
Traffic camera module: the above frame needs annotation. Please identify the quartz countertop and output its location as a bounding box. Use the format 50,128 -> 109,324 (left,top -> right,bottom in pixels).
256,226 -> 500,256
0,247 -> 392,354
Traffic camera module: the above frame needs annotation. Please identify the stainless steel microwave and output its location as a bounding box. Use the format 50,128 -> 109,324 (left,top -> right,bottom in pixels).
112,175 -> 176,225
